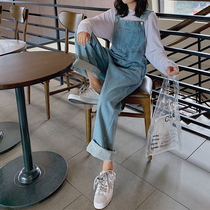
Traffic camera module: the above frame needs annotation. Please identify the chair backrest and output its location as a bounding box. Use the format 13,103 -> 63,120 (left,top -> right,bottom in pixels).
0,5 -> 2,39
10,5 -> 29,41
58,11 -> 84,54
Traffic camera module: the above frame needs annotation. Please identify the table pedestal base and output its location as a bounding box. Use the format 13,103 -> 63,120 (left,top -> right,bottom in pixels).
0,122 -> 21,154
0,151 -> 68,208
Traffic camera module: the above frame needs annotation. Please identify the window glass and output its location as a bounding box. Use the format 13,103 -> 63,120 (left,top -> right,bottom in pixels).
160,0 -> 210,15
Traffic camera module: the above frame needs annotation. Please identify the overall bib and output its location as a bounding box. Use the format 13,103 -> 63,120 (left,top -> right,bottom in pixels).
72,10 -> 152,162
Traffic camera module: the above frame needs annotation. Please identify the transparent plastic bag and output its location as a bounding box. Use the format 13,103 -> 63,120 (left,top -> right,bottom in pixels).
146,76 -> 182,156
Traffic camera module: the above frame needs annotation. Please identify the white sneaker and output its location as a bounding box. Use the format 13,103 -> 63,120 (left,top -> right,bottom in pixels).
93,170 -> 116,209
68,85 -> 99,105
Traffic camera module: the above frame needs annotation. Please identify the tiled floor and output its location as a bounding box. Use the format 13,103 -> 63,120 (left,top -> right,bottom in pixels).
0,79 -> 210,210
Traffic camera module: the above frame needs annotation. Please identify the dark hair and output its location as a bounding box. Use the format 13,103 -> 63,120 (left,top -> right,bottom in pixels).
114,0 -> 148,18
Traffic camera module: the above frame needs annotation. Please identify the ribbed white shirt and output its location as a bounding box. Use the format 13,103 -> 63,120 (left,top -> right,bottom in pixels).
77,8 -> 177,75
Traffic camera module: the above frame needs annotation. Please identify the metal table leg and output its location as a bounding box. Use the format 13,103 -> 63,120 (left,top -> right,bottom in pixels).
0,87 -> 67,208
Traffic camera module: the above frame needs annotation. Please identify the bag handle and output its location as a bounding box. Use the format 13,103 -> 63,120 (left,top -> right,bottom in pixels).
164,75 -> 179,98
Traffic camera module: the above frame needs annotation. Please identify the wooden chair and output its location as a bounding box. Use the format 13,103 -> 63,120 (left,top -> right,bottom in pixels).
85,74 -> 153,161
28,11 -> 86,119
0,5 -> 2,39
10,5 -> 29,42
55,11 -> 86,93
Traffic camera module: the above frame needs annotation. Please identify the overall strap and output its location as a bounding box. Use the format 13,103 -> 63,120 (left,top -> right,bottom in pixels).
140,9 -> 152,21
115,15 -> 121,22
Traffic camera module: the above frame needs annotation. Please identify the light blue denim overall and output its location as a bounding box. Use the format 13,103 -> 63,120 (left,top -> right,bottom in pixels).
72,10 -> 152,162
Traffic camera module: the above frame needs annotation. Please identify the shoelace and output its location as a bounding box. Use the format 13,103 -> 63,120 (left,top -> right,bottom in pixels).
78,85 -> 88,95
93,171 -> 116,194
78,85 -> 99,96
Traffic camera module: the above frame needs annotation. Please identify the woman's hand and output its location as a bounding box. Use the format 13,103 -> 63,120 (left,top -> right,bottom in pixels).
165,66 -> 179,77
77,32 -> 91,48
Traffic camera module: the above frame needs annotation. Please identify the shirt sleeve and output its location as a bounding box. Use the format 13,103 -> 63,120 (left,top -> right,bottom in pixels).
77,8 -> 115,42
145,12 -> 178,75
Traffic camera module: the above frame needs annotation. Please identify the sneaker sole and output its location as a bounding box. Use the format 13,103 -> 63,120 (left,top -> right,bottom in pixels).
68,95 -> 98,105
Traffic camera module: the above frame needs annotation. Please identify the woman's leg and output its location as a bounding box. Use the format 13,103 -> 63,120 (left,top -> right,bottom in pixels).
71,32 -> 109,81
87,63 -> 143,162
86,71 -> 102,94
103,161 -> 114,171
68,33 -> 108,104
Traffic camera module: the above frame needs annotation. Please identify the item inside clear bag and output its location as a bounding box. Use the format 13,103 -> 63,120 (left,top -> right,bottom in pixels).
146,77 -> 182,156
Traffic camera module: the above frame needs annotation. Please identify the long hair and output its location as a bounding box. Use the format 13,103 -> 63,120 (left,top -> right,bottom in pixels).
114,0 -> 148,18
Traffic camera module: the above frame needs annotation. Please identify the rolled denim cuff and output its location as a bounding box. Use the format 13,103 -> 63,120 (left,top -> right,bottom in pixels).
86,139 -> 116,162
71,58 -> 101,79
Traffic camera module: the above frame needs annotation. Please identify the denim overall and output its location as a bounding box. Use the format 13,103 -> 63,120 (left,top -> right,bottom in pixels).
72,9 -> 152,162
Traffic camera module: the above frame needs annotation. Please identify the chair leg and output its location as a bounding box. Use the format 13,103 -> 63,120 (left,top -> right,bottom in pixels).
143,97 -> 152,161
143,97 -> 151,136
44,80 -> 50,120
66,75 -> 70,90
83,77 -> 87,86
27,86 -> 30,104
85,104 -> 92,147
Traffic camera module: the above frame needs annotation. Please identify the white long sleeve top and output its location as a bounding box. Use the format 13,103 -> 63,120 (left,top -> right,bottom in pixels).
77,8 -> 177,75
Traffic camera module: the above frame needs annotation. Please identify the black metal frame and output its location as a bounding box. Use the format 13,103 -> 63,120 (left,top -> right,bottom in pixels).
1,0 -> 109,51
0,0 -> 209,138
151,12 -> 210,139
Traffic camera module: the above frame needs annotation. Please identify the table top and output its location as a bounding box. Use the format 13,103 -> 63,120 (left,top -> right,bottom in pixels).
0,39 -> 26,56
0,51 -> 73,90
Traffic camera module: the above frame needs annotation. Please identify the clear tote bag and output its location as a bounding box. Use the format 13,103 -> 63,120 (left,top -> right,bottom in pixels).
146,76 -> 182,156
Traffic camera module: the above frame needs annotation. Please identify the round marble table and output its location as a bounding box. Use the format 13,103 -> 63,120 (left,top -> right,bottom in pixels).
0,39 -> 26,56
0,51 -> 73,208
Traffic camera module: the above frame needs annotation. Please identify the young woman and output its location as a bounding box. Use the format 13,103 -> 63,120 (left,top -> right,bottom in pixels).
68,0 -> 179,209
